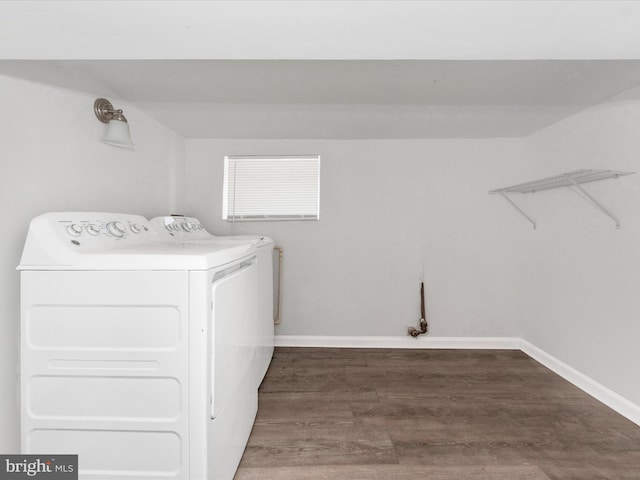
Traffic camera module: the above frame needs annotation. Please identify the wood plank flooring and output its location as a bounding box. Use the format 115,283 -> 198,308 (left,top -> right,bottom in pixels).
234,348 -> 640,480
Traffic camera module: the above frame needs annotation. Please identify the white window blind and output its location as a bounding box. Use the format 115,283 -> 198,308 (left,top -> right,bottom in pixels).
223,155 -> 320,221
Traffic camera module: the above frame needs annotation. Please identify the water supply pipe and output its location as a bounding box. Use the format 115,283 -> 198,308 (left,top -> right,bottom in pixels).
408,281 -> 428,337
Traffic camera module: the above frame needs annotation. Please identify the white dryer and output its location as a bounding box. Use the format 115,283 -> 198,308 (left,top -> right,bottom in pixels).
150,215 -> 275,386
19,212 -> 259,480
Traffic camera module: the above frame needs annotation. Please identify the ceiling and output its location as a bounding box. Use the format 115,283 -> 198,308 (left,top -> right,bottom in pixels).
3,2 -> 640,139
3,59 -> 640,139
4,1 -> 640,61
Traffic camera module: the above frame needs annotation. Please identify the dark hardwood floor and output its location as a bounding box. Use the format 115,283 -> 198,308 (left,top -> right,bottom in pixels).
234,348 -> 640,480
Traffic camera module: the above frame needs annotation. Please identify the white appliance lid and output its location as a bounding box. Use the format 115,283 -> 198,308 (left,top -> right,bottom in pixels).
18,212 -> 257,271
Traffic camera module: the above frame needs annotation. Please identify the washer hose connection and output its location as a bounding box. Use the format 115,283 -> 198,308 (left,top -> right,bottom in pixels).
408,281 -> 428,337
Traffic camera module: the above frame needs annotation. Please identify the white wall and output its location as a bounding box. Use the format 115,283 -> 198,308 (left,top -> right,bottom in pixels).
521,85 -> 640,406
185,138 -> 533,338
0,75 -> 186,452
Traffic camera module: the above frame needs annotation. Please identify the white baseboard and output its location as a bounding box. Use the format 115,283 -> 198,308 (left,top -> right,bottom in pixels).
274,335 -> 521,350
273,334 -> 640,427
519,339 -> 640,427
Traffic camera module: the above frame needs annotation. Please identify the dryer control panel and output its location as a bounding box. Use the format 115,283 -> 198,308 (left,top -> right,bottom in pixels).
150,215 -> 272,247
150,216 -> 214,241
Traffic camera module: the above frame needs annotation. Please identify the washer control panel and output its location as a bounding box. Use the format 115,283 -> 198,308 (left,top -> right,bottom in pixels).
60,217 -> 152,241
19,212 -> 162,268
34,212 -> 157,249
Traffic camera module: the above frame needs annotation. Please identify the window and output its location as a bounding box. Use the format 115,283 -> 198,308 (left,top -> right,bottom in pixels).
223,155 -> 320,221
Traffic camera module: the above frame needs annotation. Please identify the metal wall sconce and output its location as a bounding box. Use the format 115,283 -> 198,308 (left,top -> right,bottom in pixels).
94,98 -> 134,149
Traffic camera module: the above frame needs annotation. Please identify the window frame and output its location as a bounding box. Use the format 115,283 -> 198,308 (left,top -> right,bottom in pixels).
222,154 -> 321,222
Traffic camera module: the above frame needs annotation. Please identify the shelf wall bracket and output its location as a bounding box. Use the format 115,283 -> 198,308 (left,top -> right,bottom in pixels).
498,191 -> 537,230
569,179 -> 621,229
489,169 -> 634,230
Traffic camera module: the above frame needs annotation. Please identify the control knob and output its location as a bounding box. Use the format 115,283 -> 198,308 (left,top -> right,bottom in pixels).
86,224 -> 100,236
106,221 -> 126,238
66,224 -> 83,236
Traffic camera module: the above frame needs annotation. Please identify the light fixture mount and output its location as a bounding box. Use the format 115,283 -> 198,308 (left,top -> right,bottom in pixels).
94,98 -> 128,123
94,97 -> 134,149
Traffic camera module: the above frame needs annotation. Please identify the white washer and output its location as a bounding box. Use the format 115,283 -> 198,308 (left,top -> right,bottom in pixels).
18,212 -> 260,480
150,216 -> 275,386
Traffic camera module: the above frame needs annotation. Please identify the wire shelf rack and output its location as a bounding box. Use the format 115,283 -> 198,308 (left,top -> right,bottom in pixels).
489,169 -> 635,229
